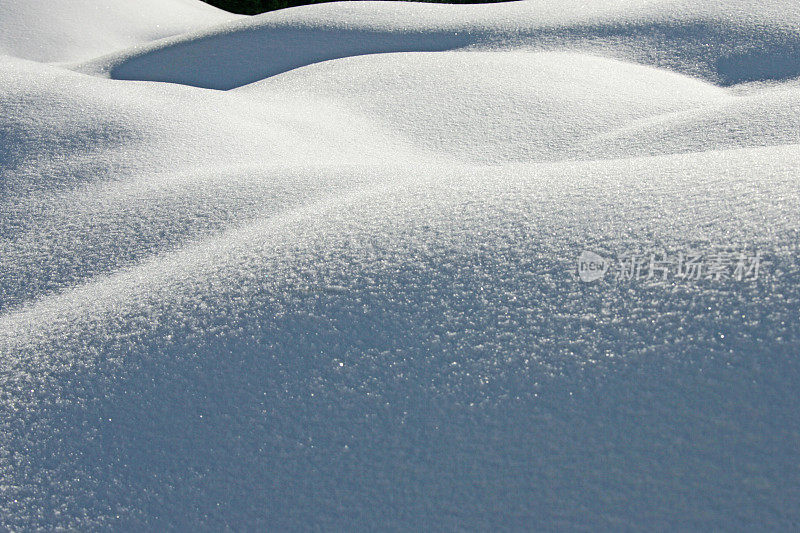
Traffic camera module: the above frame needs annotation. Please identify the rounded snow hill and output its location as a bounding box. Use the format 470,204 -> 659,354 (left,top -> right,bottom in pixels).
0,55 -> 409,194
75,0 -> 800,89
2,146 -> 800,530
239,50 -> 728,162
582,84 -> 800,158
0,0 -> 239,62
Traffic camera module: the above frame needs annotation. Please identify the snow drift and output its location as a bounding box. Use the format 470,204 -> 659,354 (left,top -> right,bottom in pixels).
1,0 -> 799,530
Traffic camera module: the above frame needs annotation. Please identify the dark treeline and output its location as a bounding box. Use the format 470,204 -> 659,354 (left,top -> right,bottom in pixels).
200,0 -> 513,15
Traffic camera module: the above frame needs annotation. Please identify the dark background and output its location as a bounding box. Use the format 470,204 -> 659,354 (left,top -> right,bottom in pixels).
200,0 -> 512,15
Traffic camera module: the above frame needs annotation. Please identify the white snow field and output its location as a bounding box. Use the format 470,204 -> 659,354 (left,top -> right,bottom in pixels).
1,0 -> 799,529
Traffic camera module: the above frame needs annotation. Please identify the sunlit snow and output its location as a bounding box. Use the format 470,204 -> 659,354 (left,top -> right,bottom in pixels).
1,0 -> 799,529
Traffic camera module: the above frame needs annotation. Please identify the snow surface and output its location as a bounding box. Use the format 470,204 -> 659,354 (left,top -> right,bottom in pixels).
1,0 -> 800,530
0,0 -> 239,63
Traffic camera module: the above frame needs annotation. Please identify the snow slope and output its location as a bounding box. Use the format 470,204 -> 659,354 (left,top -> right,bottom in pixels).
0,0 -> 239,62
1,0 -> 800,530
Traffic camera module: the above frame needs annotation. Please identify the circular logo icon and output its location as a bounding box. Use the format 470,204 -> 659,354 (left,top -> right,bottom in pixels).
577,250 -> 608,282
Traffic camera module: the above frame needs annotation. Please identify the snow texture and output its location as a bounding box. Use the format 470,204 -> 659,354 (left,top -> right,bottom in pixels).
1,0 -> 799,530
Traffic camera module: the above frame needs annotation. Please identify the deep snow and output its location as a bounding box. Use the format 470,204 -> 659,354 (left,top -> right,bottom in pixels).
1,0 -> 799,530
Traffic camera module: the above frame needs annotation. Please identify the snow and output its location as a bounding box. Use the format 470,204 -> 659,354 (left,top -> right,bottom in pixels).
1,0 -> 799,530
238,50 -> 731,162
74,0 -> 800,88
0,0 -> 239,62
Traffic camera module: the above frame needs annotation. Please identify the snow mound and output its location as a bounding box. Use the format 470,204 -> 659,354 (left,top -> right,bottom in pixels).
240,50 -> 728,162
0,53 -> 412,191
2,0 -> 800,530
3,149 -> 800,530
584,84 -> 800,157
0,0 -> 238,62
75,0 -> 800,89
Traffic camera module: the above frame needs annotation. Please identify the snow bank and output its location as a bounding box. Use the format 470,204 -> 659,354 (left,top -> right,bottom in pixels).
1,0 -> 799,530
